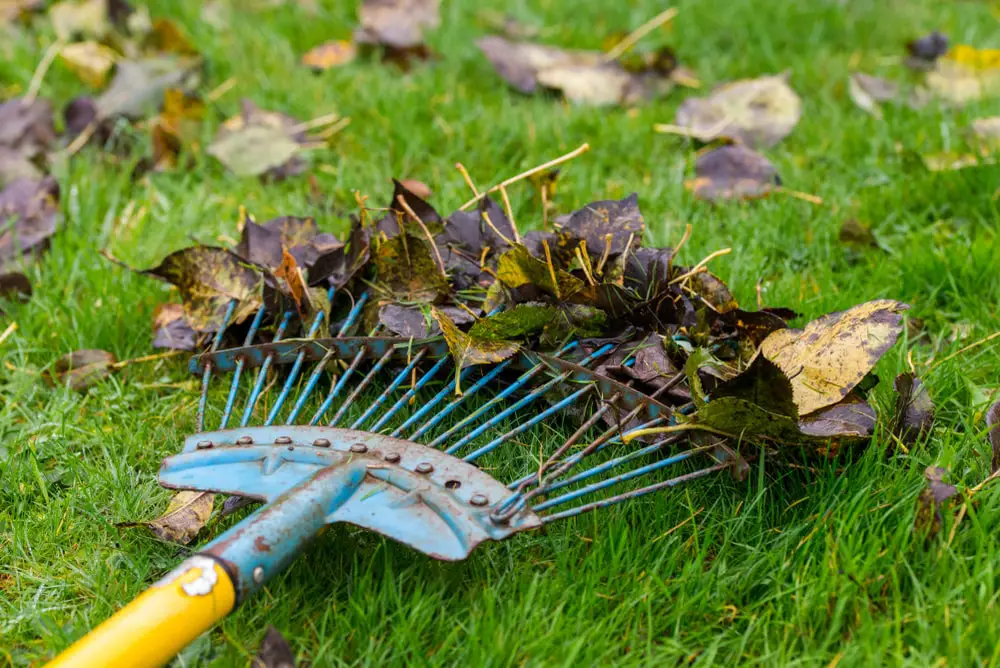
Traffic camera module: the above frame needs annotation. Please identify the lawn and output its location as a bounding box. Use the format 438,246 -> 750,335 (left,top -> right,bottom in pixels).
4,0 -> 1000,665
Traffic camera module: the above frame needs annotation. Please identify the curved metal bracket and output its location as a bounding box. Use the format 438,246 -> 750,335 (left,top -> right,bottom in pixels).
162,427 -> 542,562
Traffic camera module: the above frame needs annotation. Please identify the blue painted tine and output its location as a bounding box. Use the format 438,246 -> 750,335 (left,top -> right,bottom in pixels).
423,342 -> 582,447
219,305 -> 268,429
391,365 -> 476,438
197,299 -> 237,432
328,346 -> 396,427
534,435 -> 686,498
439,343 -> 614,454
263,287 -> 337,426
539,462 -> 728,523
336,291 -> 369,337
462,384 -> 593,462
284,348 -> 337,425
239,310 -> 294,427
371,354 -> 450,433
411,361 -> 514,442
309,347 -> 368,425
350,348 -> 428,429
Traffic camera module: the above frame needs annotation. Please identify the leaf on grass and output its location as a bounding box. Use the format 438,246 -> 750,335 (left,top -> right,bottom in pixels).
355,0 -> 439,58
151,302 -> 199,351
496,244 -> 587,300
558,192 -> 644,261
674,74 -> 801,148
0,98 -> 56,187
49,0 -> 110,41
374,233 -> 449,302
839,218 -> 879,250
890,373 -> 935,445
847,73 -> 928,119
469,303 -> 556,340
906,31 -> 949,70
234,214 -> 342,274
149,88 -> 206,171
121,490 -> 214,544
759,299 -> 908,415
143,246 -> 261,332
686,145 -> 780,202
302,40 -> 357,70
46,349 -> 116,391
477,36 -> 676,106
987,399 -> 1000,474
253,626 -> 296,668
60,41 -> 119,87
972,116 -> 1000,150
914,466 -> 957,539
798,393 -> 876,445
0,176 -> 60,272
209,100 -> 309,179
925,45 -> 1000,106
96,56 -> 201,120
0,271 -> 31,308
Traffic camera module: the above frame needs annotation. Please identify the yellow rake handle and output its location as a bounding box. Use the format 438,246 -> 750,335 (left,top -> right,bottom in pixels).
47,556 -> 235,668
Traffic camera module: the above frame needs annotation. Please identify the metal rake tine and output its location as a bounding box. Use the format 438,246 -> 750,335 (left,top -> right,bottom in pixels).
239,310 -> 294,427
219,305 -> 268,429
391,365 -> 477,438
422,341 -> 580,447
328,346 -> 396,427
440,343 -> 615,455
197,299 -> 237,432
369,354 -> 450,432
309,346 -> 367,425
409,361 -> 514,441
284,348 -> 337,425
349,347 -> 428,430
264,287 -> 337,426
336,292 -> 369,337
538,461 -> 729,523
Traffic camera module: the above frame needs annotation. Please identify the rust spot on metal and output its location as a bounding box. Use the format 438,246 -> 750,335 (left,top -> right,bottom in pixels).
254,536 -> 271,553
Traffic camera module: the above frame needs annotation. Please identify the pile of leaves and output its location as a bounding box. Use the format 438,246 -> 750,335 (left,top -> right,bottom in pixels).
131,179 -> 927,470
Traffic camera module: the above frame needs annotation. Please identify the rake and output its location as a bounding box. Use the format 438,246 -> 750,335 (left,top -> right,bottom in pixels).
50,293 -> 737,667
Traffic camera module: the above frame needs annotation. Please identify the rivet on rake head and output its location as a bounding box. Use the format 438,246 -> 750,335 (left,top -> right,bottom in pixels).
445,480 -> 461,490
415,462 -> 434,474
253,566 -> 264,583
350,443 -> 368,454
384,452 -> 400,463
313,438 -> 331,448
470,494 -> 489,507
236,436 -> 254,445
196,440 -> 213,450
275,436 -> 292,445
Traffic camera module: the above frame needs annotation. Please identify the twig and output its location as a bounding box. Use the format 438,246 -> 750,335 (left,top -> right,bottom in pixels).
927,330 -> 1000,372
310,117 -> 351,140
541,240 -> 561,299
945,469 -> 1000,550
111,350 -> 185,370
652,123 -> 703,138
480,210 -> 514,247
774,187 -> 824,205
0,322 -> 17,346
623,423 -> 735,442
668,223 -> 692,274
396,194 -> 448,280
499,185 -> 521,243
459,143 -> 590,211
290,111 -> 343,134
63,122 -> 98,157
206,77 -> 237,103
455,163 -> 480,197
602,7 -> 678,63
24,39 -> 65,104
668,248 -> 732,285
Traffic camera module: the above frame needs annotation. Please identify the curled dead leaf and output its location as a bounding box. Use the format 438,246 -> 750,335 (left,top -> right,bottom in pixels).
119,490 -> 214,544
46,349 -> 117,391
686,145 -> 780,202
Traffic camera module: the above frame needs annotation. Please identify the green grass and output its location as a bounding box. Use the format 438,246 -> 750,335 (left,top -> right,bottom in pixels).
4,0 -> 1000,665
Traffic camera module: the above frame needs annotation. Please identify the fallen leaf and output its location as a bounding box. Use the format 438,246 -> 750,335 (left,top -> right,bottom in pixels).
914,466 -> 957,539
208,100 -> 308,179
759,300 -> 908,415
496,244 -> 587,300
432,306 -> 518,391
60,41 -> 118,87
234,215 -> 341,273
1,0 -> 44,24
274,249 -> 308,315
673,74 -> 801,147
469,303 -> 555,340
127,490 -> 214,544
308,221 -> 370,289
378,303 -> 431,337
540,303 -> 607,346
0,177 -> 59,272
49,0 -> 109,41
374,233 -> 449,302
798,393 -> 876,443
906,31 -> 948,70
987,399 -> 1000,474
558,192 -> 644,262
0,98 -> 56,187
252,626 -> 296,668
355,0 -> 439,60
686,145 -> 780,202
302,40 -> 357,70
0,271 -> 31,306
46,349 -> 116,391
399,178 -> 432,199
890,373 -> 935,445
848,73 -> 928,119
143,246 -> 261,332
96,56 -> 201,120
972,116 -> 1000,150
839,218 -> 879,250
151,302 -> 199,351
926,45 -> 1000,106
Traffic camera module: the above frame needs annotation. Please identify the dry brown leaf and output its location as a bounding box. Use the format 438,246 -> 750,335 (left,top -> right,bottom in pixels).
759,299 -> 908,415
46,349 -> 116,390
673,73 -> 801,148
128,491 -> 214,544
302,40 -> 357,70
848,73 -> 928,119
356,0 -> 439,50
685,145 -> 779,202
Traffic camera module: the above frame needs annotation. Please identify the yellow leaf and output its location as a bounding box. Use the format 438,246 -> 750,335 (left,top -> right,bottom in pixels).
495,244 -> 586,300
302,40 -> 357,70
759,299 -> 908,416
927,45 -> 1000,105
432,307 -> 518,393
59,41 -> 118,88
